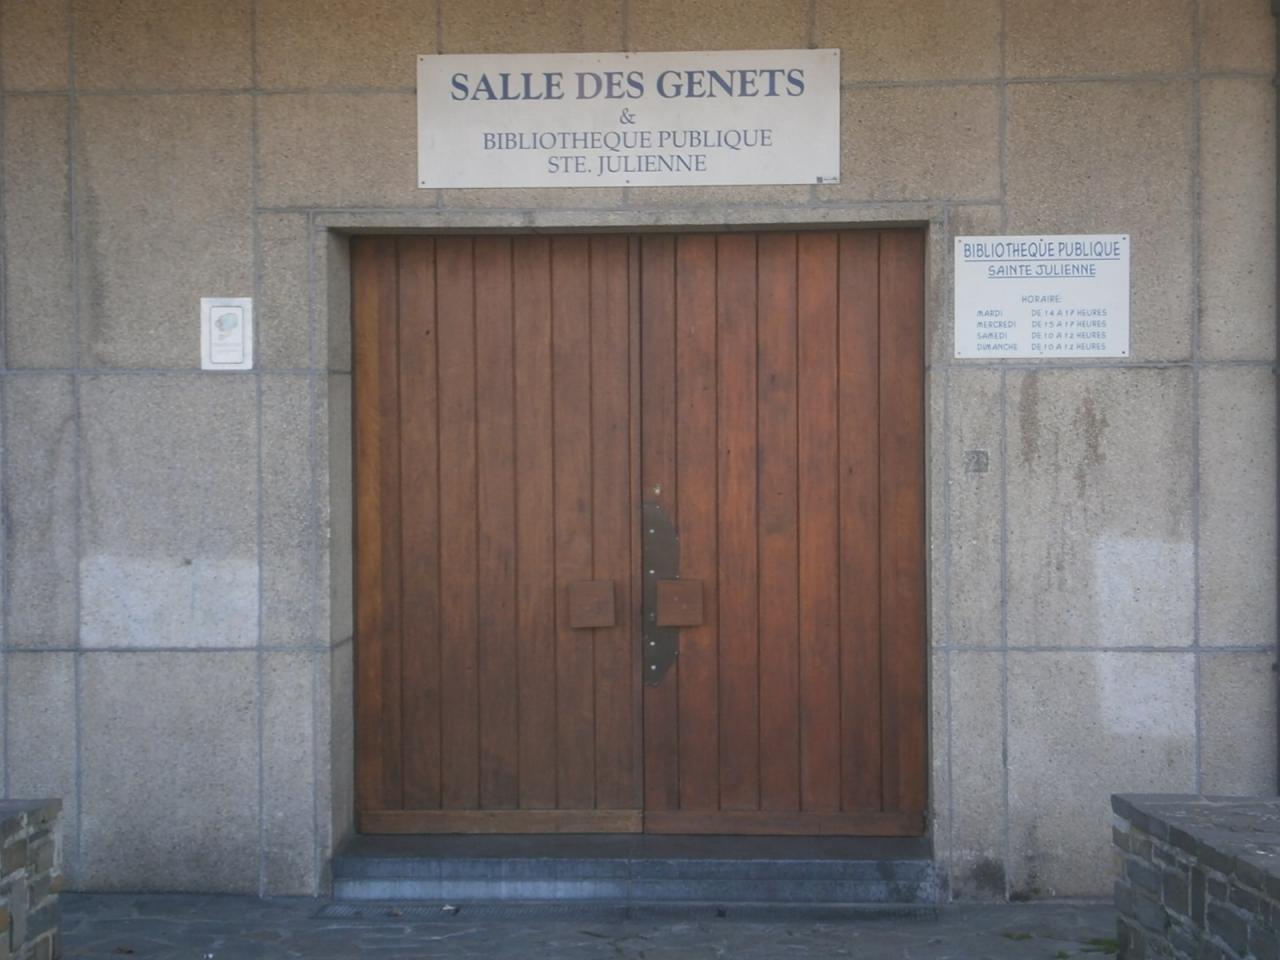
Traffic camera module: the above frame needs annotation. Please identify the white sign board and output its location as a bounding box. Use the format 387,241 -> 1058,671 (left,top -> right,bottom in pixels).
200,297 -> 253,371
417,50 -> 840,188
954,235 -> 1130,359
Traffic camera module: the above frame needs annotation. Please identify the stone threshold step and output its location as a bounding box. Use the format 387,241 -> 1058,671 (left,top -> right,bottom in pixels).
333,835 -> 940,904
317,900 -> 943,922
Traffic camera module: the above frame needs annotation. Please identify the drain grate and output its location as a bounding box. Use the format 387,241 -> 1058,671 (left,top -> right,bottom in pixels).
315,902 -> 940,924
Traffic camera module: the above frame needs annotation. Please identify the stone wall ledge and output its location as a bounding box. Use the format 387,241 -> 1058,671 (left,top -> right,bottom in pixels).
1113,794 -> 1280,960
0,802 -> 60,839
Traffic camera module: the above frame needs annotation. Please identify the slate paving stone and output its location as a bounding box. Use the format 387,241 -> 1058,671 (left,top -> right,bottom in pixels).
60,894 -> 1117,959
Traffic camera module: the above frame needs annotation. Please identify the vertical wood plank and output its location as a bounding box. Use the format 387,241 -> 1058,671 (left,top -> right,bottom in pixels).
591,235 -> 639,810
838,231 -> 883,812
354,237 -> 403,814
552,236 -> 596,809
796,232 -> 841,813
475,237 -> 519,809
641,235 -> 680,812
877,230 -> 928,817
716,233 -> 760,811
436,236 -> 480,810
756,232 -> 800,812
674,234 -> 720,811
513,237 -> 559,810
397,237 -> 442,810
627,237 -> 646,814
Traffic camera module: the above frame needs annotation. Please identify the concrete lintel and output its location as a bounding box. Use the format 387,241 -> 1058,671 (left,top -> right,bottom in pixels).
312,203 -> 945,234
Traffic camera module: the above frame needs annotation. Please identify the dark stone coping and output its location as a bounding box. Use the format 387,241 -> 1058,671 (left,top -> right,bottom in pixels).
1112,794 -> 1280,900
0,800 -> 61,820
0,798 -> 60,839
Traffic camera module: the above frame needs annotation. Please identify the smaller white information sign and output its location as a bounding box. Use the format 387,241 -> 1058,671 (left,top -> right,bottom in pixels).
200,297 -> 254,371
954,235 -> 1130,359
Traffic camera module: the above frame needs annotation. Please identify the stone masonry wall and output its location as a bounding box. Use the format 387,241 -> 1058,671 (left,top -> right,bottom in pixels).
1113,795 -> 1280,960
0,800 -> 63,960
0,0 -> 1275,897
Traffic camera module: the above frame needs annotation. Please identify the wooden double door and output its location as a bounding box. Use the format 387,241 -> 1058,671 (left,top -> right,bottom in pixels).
354,230 -> 926,836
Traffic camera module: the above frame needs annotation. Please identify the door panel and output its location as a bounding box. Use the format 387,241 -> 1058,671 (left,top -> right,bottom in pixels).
638,230 -> 927,836
398,238 -> 441,811
838,231 -> 883,814
355,235 -> 642,833
354,237 -> 404,816
354,229 -> 926,837
878,232 -> 929,816
796,232 -> 841,813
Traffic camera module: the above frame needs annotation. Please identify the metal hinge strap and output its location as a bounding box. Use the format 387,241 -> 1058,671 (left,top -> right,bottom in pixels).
641,501 -> 680,685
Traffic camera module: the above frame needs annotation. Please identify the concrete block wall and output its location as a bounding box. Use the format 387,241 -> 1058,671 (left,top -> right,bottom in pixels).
0,0 -> 1274,897
1112,795 -> 1280,959
0,799 -> 63,960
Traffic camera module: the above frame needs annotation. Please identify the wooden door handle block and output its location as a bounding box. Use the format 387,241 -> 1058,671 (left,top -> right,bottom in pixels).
568,580 -> 616,629
656,579 -> 703,627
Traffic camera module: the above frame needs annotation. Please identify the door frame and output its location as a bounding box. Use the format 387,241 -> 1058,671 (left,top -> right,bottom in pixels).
318,207 -> 945,858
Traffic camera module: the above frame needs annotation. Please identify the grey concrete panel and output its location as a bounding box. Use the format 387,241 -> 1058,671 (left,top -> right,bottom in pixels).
814,0 -> 1001,83
76,95 -> 254,369
1201,0 -> 1276,74
258,214 -> 312,369
78,652 -> 259,892
7,653 -> 78,879
256,0 -> 435,90
311,647 -> 334,889
615,186 -> 808,208
1199,367 -> 1276,646
4,376 -> 77,647
1007,651 -> 1196,897
927,367 -> 946,659
328,375 -> 353,647
442,0 -> 621,52
441,187 -> 628,210
925,372 -> 950,891
628,0 -> 808,50
1200,79 -> 1276,361
311,392 -> 333,599
72,0 -> 251,90
924,222 -> 951,371
263,653 -> 317,895
0,0 -> 68,91
1007,82 -> 1194,361
928,647 -> 950,882
1006,0 -> 1193,77
947,369 -> 1004,647
329,640 -> 354,857
0,384 -> 4,650
1200,651 -> 1277,796
262,375 -> 322,647
948,652 -> 1006,899
0,651 -> 6,799
257,94 -> 430,209
3,96 -> 74,368
323,232 -> 350,374
79,375 -> 259,648
1006,369 -> 1195,648
817,86 -> 1001,202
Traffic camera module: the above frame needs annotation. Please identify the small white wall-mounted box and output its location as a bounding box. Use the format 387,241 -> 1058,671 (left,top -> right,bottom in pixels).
200,297 -> 254,371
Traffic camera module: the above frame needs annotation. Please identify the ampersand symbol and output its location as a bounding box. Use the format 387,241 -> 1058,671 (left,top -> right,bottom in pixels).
619,108 -> 637,125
